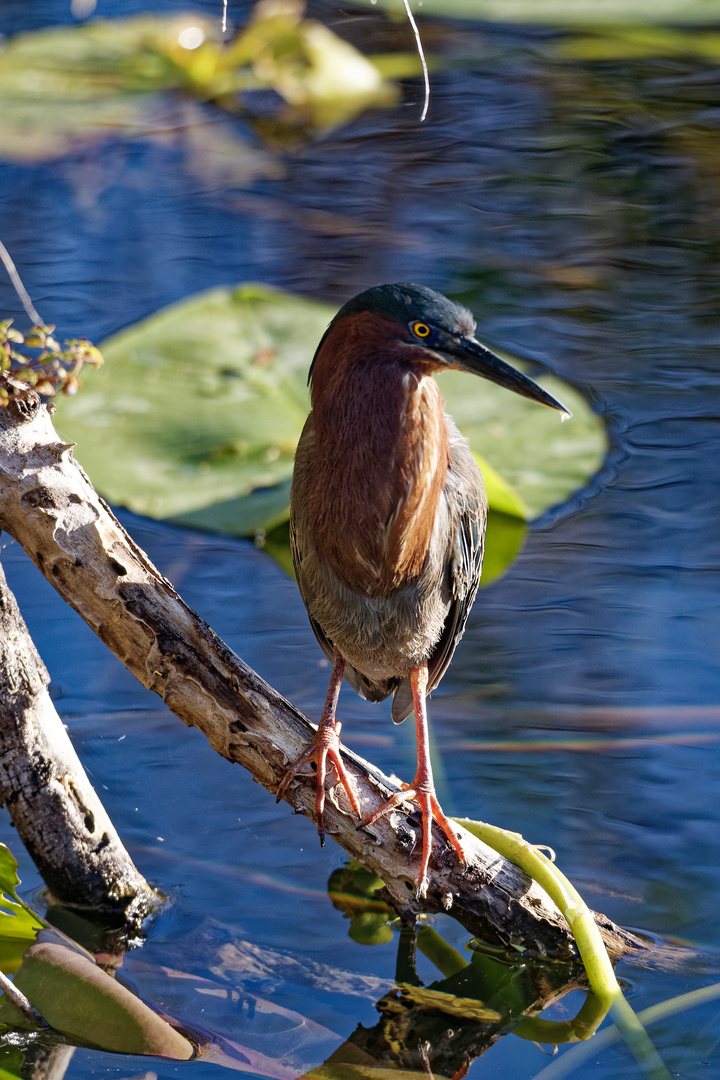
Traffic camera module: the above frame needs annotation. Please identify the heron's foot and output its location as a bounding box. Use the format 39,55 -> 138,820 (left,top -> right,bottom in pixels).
276,721 -> 361,845
361,782 -> 466,899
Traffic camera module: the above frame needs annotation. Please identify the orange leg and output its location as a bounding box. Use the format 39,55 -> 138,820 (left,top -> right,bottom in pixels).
276,651 -> 361,844
361,665 -> 466,897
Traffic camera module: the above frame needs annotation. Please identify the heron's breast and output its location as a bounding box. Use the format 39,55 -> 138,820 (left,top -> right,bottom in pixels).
301,371 -> 450,598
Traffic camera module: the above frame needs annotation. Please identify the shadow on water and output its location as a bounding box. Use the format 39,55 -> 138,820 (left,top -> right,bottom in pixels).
2,1 -> 720,1077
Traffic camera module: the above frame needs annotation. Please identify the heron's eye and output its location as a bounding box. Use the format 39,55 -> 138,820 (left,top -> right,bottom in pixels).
412,322 -> 431,339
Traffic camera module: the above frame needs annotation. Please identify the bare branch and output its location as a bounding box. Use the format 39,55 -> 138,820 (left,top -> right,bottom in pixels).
0,554 -> 158,924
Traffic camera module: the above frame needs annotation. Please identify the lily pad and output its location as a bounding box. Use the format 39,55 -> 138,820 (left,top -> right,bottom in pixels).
349,0 -> 720,25
0,939 -> 194,1057
555,26 -> 720,60
55,284 -> 315,526
54,283 -> 605,583
0,10 -> 398,162
440,372 -> 602,520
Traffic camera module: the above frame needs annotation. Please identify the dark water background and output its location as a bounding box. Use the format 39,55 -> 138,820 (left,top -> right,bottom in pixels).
2,0 -> 720,1076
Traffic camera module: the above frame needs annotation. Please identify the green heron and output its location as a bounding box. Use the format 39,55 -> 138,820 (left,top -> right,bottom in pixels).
277,283 -> 567,895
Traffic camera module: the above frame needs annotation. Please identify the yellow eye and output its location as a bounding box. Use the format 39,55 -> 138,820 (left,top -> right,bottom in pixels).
412,322 -> 431,338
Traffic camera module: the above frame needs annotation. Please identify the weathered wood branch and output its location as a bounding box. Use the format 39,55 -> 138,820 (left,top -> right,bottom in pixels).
0,392 -> 643,960
0,553 -> 157,924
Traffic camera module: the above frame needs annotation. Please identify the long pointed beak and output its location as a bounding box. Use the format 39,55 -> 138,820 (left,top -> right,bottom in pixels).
443,337 -> 570,417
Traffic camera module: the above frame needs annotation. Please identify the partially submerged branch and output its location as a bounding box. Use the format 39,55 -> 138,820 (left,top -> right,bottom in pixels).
0,391 -> 643,960
0,551 -> 157,924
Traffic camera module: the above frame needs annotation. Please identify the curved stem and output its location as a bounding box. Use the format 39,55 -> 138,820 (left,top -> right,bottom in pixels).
456,818 -> 672,1078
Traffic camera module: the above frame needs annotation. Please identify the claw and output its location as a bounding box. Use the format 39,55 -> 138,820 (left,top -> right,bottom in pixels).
362,781 -> 466,897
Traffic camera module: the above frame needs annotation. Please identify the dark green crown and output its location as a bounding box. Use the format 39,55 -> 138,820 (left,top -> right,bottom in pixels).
336,283 -> 476,338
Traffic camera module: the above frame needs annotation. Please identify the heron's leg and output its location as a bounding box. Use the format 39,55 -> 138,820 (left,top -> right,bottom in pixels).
276,650 -> 361,844
361,665 -> 466,897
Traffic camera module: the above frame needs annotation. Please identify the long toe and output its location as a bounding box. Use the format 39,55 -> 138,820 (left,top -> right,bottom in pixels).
361,784 -> 466,896
276,725 -> 361,842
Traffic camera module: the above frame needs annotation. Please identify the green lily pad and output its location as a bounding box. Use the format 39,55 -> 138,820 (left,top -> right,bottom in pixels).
555,26 -> 720,60
439,370 -> 603,520
0,940 -> 194,1057
348,0 -> 720,25
472,452 -> 527,520
0,1050 -> 24,1080
0,11 -> 397,162
481,512 -> 527,587
54,283 -> 605,584
56,284 -> 315,526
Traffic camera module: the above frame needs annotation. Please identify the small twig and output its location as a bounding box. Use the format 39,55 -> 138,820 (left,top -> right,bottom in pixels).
0,242 -> 43,328
401,0 -> 430,122
0,969 -> 45,1028
221,0 -> 228,33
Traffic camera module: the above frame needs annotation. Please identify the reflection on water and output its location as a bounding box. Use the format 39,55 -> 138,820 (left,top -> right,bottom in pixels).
2,1 -> 720,1077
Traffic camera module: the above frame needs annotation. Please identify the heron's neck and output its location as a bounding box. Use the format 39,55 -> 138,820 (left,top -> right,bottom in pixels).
306,315 -> 450,596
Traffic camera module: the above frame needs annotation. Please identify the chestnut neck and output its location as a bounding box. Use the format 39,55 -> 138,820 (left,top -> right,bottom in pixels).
305,312 -> 450,597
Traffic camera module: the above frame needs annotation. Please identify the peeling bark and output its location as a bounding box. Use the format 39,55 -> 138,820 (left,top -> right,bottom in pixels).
0,392 -> 644,960
0,555 -> 157,924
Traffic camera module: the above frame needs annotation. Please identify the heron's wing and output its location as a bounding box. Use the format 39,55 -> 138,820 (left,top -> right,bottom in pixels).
391,429 -> 487,722
290,418 -> 337,669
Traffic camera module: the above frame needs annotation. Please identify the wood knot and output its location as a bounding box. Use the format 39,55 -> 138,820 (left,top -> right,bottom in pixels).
2,387 -> 41,422
21,487 -> 57,512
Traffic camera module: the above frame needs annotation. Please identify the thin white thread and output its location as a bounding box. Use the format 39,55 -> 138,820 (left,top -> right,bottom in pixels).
401,0 -> 430,122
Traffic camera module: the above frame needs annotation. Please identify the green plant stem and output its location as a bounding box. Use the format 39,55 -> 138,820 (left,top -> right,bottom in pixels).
416,925 -> 468,978
514,990 -> 609,1044
456,818 -> 620,1004
531,981 -> 720,1079
455,818 -> 672,1079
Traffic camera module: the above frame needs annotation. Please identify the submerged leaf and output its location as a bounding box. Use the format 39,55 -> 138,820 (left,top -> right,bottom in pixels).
0,939 -> 194,1058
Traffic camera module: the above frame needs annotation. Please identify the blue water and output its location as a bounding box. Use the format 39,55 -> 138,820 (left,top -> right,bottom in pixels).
2,1 -> 720,1077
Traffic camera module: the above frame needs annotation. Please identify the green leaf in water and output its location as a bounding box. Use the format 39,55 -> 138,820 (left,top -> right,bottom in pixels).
0,1053 -> 24,1080
346,0 -> 720,26
482,511 -> 527,588
472,452 -> 528,520
0,845 -> 45,976
439,371 -> 604,520
0,939 -> 194,1057
556,25 -> 720,61
55,284 -> 315,524
0,8 -> 398,163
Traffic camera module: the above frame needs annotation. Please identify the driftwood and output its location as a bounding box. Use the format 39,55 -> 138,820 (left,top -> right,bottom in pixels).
0,390 -> 643,960
0,550 -> 156,924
